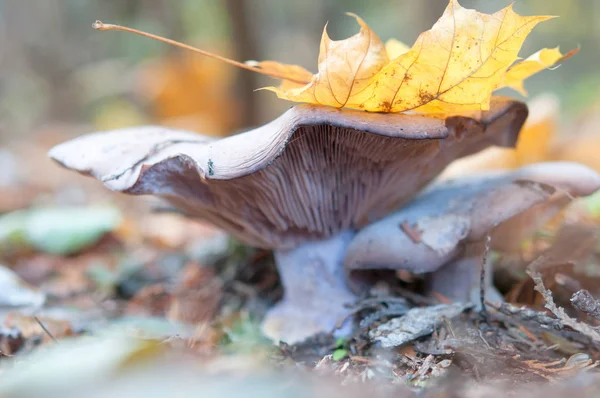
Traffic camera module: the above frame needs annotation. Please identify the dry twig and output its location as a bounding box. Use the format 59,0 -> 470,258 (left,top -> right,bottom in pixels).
480,235 -> 492,317
527,256 -> 600,343
487,301 -> 563,330
33,316 -> 58,343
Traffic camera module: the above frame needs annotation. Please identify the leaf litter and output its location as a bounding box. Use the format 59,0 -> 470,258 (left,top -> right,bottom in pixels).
0,186 -> 599,394
5,189 -> 600,396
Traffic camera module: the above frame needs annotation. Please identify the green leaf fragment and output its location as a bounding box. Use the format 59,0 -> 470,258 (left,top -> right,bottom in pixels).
0,206 -> 122,256
332,348 -> 348,361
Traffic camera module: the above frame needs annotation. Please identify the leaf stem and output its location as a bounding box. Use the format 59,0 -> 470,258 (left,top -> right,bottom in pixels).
92,20 -> 310,85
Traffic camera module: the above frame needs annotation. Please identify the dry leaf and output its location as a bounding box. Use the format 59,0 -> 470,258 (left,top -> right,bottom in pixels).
263,13 -> 390,109
263,1 -> 556,114
384,39 -> 410,59
499,47 -> 578,95
246,60 -> 313,91
96,1 -> 571,115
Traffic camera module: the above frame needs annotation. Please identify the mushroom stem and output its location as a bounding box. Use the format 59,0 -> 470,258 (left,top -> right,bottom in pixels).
425,241 -> 503,306
262,231 -> 357,344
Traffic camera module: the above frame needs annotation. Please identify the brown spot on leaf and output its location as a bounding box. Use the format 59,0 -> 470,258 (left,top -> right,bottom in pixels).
419,90 -> 435,105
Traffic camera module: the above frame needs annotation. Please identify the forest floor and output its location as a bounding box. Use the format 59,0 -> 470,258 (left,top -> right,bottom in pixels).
2,131 -> 600,397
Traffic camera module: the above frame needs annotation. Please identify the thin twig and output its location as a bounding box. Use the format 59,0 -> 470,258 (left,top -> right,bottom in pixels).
478,329 -> 491,349
486,301 -> 563,329
527,256 -> 600,342
479,235 -> 491,318
33,316 -> 58,343
410,354 -> 435,381
92,21 -> 310,85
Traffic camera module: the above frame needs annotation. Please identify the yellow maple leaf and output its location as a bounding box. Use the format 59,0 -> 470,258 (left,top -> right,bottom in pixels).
498,47 -> 579,95
384,39 -> 410,59
95,1 -> 573,115
265,0 -> 554,113
263,13 -> 390,109
245,60 -> 313,91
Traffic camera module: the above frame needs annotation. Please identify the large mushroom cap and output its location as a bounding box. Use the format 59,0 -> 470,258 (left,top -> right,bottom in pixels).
50,97 -> 527,249
344,162 -> 600,276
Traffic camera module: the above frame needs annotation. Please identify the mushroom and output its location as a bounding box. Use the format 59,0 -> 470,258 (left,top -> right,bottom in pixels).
49,97 -> 527,344
345,162 -> 600,304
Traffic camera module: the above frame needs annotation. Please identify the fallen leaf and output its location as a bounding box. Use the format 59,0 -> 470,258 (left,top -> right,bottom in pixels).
384,39 -> 410,59
499,47 -> 578,95
264,1 -> 556,114
166,286 -> 221,325
264,13 -> 389,110
512,95 -> 557,166
332,348 -> 348,361
0,206 -> 122,256
97,1 -> 569,115
246,60 -> 313,91
0,335 -> 164,396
